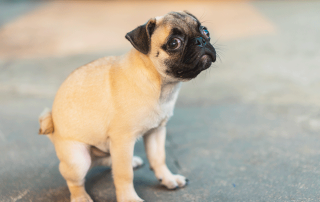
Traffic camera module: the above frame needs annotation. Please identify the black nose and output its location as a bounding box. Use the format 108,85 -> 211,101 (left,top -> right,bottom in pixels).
193,37 -> 206,47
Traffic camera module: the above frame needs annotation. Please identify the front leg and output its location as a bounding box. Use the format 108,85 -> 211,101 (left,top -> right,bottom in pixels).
144,126 -> 188,189
110,136 -> 143,202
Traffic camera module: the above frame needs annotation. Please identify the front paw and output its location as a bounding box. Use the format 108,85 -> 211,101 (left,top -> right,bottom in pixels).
71,194 -> 93,202
117,196 -> 144,202
116,189 -> 144,202
160,174 -> 188,189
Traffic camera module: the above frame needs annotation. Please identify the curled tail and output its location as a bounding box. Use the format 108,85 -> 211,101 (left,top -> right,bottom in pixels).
39,108 -> 54,135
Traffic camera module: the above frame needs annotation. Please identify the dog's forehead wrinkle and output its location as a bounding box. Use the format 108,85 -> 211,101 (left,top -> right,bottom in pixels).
170,27 -> 184,37
168,12 -> 186,20
164,23 -> 197,39
163,12 -> 197,26
162,15 -> 199,37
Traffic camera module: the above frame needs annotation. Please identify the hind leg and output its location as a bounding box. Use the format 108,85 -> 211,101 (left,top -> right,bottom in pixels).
54,139 -> 93,202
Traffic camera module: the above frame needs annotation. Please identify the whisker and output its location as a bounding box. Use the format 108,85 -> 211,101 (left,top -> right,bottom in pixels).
217,54 -> 222,63
214,45 -> 227,50
200,20 -> 214,24
199,10 -> 207,23
212,36 -> 222,46
216,50 -> 225,58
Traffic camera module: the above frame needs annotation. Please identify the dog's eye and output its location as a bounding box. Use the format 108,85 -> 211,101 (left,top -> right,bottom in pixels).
167,38 -> 181,50
201,27 -> 210,39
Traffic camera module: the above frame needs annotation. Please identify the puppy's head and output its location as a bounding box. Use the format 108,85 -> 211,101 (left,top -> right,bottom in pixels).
126,11 -> 216,81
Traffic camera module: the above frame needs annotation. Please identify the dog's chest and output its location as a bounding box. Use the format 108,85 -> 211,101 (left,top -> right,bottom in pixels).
141,82 -> 181,134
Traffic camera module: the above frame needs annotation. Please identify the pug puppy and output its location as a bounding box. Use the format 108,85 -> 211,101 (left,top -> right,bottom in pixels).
39,11 -> 216,202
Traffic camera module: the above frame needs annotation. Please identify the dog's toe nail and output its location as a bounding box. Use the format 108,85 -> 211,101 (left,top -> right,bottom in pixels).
185,178 -> 189,185
158,178 -> 162,182
173,185 -> 179,190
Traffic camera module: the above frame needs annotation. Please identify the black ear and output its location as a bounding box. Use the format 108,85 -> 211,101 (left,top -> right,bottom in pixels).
125,18 -> 156,55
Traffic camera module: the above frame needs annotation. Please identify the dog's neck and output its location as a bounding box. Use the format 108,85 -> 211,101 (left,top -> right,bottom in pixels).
130,49 -> 182,103
159,81 -> 181,104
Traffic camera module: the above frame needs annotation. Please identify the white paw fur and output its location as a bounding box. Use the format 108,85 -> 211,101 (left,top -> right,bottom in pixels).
160,174 -> 188,189
132,156 -> 144,169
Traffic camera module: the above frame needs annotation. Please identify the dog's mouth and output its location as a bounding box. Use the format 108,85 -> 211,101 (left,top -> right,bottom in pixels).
200,53 -> 215,71
177,51 -> 216,79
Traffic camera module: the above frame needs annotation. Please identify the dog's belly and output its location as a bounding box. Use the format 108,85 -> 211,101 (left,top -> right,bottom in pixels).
94,140 -> 111,153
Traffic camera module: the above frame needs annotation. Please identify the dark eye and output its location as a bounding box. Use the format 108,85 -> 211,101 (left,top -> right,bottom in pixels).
167,38 -> 182,50
201,27 -> 210,39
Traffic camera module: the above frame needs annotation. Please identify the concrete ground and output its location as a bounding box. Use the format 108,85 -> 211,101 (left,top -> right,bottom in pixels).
1,1 -> 320,201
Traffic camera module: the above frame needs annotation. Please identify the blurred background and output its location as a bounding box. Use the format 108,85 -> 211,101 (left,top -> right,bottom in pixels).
1,0 -> 320,201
